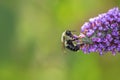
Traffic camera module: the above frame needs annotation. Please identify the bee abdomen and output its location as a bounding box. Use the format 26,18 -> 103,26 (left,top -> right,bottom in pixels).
66,45 -> 79,51
66,40 -> 79,51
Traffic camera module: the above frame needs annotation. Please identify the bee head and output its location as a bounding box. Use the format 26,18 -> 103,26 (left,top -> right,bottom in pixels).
65,30 -> 72,36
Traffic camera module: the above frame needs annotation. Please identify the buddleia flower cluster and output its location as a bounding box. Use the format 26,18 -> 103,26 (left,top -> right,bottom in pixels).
79,7 -> 120,55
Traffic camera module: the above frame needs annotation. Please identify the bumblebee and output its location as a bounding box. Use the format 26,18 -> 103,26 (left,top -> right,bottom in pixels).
61,30 -> 83,52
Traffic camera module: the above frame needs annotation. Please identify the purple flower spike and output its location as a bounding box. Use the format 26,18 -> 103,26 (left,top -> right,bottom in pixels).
79,7 -> 120,55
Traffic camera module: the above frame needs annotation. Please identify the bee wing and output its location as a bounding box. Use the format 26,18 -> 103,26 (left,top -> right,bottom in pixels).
61,32 -> 67,53
61,31 -> 65,42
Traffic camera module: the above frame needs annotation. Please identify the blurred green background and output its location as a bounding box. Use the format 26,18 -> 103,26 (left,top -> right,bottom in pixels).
0,0 -> 120,80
